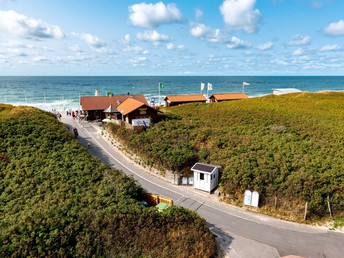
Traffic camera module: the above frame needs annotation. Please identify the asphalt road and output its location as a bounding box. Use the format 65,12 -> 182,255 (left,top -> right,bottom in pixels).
63,116 -> 344,258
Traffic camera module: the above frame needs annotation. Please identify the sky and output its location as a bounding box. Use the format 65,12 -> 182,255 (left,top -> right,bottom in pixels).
0,0 -> 344,76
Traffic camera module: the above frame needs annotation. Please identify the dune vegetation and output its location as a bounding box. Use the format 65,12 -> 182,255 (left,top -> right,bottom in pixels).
0,104 -> 216,257
107,92 -> 344,222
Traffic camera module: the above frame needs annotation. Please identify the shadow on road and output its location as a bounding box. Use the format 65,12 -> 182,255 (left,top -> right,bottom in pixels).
207,222 -> 234,257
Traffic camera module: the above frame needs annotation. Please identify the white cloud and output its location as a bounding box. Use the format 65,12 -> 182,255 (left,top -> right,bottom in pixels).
129,1 -> 183,28
123,45 -> 147,54
190,23 -> 210,38
207,29 -> 228,43
257,41 -> 273,50
2,40 -> 34,49
166,42 -> 184,50
288,35 -> 311,46
190,23 -> 228,43
80,33 -> 106,49
226,36 -> 251,49
123,34 -> 131,44
137,30 -> 169,42
320,44 -> 341,51
0,10 -> 64,39
7,48 -> 28,57
219,0 -> 261,33
32,55 -> 49,62
324,20 -> 344,36
292,48 -> 304,56
190,23 -> 250,48
195,8 -> 203,21
69,44 -> 83,53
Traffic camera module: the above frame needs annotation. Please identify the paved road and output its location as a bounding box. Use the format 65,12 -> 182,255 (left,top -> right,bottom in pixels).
64,117 -> 344,258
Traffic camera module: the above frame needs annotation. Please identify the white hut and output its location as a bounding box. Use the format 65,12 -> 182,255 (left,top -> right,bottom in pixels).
273,88 -> 302,95
191,163 -> 221,193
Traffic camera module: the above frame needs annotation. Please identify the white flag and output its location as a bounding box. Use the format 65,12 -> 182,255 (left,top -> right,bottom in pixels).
201,82 -> 205,91
243,82 -> 250,86
207,82 -> 213,91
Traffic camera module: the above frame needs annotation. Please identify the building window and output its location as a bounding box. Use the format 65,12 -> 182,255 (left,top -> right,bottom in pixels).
200,173 -> 204,180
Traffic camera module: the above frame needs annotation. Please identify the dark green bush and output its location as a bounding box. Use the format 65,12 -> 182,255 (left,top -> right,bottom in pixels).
0,105 -> 216,257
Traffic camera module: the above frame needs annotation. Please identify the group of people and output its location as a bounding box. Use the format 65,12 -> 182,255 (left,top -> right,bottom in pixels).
66,110 -> 85,119
53,109 -> 91,146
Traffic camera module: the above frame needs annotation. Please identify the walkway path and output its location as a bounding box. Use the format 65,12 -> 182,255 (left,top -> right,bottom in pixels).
62,115 -> 344,258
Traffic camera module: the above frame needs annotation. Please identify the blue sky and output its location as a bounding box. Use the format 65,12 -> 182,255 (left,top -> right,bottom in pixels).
0,0 -> 344,75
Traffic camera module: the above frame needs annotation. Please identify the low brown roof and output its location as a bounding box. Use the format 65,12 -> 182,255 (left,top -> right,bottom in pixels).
164,94 -> 207,103
117,97 -> 156,116
80,94 -> 148,111
210,93 -> 248,101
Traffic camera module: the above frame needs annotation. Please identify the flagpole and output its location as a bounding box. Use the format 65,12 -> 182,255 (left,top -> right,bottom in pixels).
158,82 -> 160,106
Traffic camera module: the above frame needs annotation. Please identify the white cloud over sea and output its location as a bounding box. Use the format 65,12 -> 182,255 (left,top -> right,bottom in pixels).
137,30 -> 170,42
324,20 -> 344,36
220,0 -> 261,33
0,10 -> 64,39
129,2 -> 183,28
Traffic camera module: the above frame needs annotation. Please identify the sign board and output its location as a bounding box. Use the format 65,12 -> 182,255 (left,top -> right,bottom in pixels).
188,177 -> 194,185
132,118 -> 151,127
182,177 -> 188,185
251,191 -> 259,208
244,190 -> 252,206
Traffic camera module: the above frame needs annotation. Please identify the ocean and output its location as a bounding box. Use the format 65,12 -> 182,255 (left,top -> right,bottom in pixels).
0,76 -> 343,111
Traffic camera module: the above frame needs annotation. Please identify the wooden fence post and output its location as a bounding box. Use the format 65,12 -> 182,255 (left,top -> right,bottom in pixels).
327,196 -> 333,219
304,202 -> 308,221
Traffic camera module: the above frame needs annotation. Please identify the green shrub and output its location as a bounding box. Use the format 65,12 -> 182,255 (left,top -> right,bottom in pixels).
0,105 -> 216,257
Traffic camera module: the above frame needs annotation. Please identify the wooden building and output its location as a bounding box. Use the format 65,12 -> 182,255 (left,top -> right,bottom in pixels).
164,94 -> 207,107
117,97 -> 158,126
209,93 -> 248,103
80,94 -> 148,120
191,163 -> 221,193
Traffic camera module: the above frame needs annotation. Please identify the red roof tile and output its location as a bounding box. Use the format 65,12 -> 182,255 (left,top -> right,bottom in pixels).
117,98 -> 146,115
80,95 -> 148,111
164,94 -> 207,103
210,93 -> 248,101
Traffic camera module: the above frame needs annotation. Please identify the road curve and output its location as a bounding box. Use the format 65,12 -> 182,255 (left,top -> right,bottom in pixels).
63,116 -> 344,258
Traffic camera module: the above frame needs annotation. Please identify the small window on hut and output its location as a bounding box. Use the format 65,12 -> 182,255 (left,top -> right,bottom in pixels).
200,173 -> 204,180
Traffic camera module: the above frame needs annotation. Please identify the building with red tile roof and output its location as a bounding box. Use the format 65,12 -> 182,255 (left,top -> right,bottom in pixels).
164,94 -> 207,107
209,93 -> 248,103
117,97 -> 158,126
80,94 -> 148,120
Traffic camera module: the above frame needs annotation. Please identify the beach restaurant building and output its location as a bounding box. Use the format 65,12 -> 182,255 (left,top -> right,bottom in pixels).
209,93 -> 248,102
116,97 -> 158,126
80,94 -> 148,120
164,94 -> 207,107
191,163 -> 221,193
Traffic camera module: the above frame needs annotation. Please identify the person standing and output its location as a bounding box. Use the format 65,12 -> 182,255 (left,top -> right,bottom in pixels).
73,127 -> 78,138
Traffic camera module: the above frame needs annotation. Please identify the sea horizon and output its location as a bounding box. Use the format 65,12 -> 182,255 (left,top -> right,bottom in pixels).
1,75 -> 344,111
